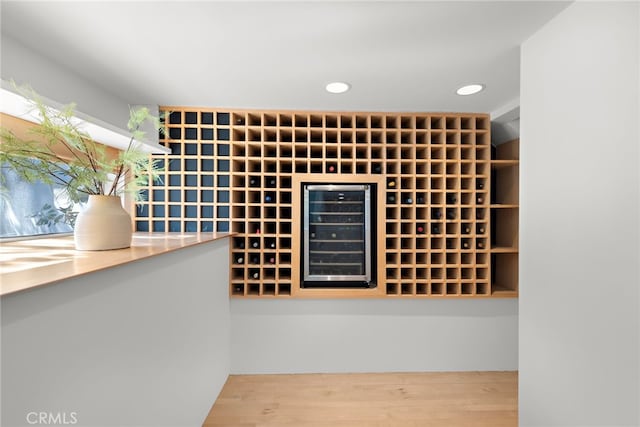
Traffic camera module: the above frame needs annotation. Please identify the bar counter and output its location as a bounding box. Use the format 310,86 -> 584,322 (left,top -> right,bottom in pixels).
0,232 -> 232,296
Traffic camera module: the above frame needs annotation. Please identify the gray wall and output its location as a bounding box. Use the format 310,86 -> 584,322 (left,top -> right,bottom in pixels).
1,239 -> 230,427
520,2 -> 639,426
231,298 -> 518,373
1,34 -> 131,131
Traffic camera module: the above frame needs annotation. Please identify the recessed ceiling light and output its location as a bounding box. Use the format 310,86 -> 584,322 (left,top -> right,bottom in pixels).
326,82 -> 351,94
456,84 -> 485,96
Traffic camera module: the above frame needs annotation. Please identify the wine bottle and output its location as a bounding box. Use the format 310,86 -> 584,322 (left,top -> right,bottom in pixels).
431,208 -> 442,219
373,164 -> 382,174
462,240 -> 470,249
477,224 -> 486,234
251,270 -> 260,279
416,196 -> 425,204
266,177 -> 277,188
388,179 -> 396,188
431,223 -> 441,234
446,208 -> 456,220
462,224 -> 471,234
249,177 -> 260,187
235,256 -> 244,264
476,180 -> 485,190
236,240 -> 245,249
328,164 -> 336,173
403,197 -> 413,204
265,194 -> 274,203
417,225 -> 425,234
268,256 -> 276,264
251,256 -> 259,264
446,193 -> 457,204
477,240 -> 485,249
476,194 -> 484,204
387,194 -> 396,203
267,239 -> 276,249
251,239 -> 260,248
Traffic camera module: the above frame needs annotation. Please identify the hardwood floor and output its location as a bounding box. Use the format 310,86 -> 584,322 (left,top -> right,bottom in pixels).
203,371 -> 517,427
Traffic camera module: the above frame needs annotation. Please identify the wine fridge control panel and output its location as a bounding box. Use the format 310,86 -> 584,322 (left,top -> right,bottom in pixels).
302,184 -> 375,287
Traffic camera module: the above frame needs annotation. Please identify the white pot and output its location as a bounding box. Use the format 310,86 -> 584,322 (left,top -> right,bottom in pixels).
74,195 -> 132,251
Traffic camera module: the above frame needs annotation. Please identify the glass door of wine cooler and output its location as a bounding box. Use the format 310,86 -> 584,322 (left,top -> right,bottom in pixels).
303,184 -> 373,287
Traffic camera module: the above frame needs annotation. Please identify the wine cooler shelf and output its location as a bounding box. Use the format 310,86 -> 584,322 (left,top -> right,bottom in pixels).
135,108 -> 519,298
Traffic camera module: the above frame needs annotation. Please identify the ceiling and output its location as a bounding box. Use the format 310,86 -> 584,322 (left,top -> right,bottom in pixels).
1,1 -> 570,117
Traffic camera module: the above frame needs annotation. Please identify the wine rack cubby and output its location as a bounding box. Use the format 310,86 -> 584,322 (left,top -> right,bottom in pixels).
135,107 -> 519,298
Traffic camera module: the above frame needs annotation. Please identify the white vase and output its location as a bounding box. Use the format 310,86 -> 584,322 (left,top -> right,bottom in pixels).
74,195 -> 132,251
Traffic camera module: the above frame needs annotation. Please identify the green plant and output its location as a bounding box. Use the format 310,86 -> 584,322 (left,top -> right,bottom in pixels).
31,203 -> 79,228
0,85 -> 164,203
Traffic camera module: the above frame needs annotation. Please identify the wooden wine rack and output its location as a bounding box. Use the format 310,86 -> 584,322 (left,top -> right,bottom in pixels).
135,107 -> 519,298
133,110 -> 231,234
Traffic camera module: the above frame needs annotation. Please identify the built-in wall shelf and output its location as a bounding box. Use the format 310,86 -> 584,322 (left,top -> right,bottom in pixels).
134,108 -> 519,299
490,139 -> 519,297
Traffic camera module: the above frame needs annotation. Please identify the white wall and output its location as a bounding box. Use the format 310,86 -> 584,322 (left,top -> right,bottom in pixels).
231,298 -> 518,373
1,34 -> 132,131
520,2 -> 639,426
1,239 -> 230,427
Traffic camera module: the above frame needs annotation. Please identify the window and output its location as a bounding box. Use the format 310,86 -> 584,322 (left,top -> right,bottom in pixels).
1,163 -> 85,239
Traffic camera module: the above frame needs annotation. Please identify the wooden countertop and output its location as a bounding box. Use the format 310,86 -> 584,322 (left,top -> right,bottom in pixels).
0,232 -> 232,297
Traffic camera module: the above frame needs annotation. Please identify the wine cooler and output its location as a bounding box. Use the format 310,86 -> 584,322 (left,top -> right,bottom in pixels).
302,184 -> 376,288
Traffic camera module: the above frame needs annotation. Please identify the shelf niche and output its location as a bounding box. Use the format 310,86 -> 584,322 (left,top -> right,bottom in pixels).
490,138 -> 520,297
